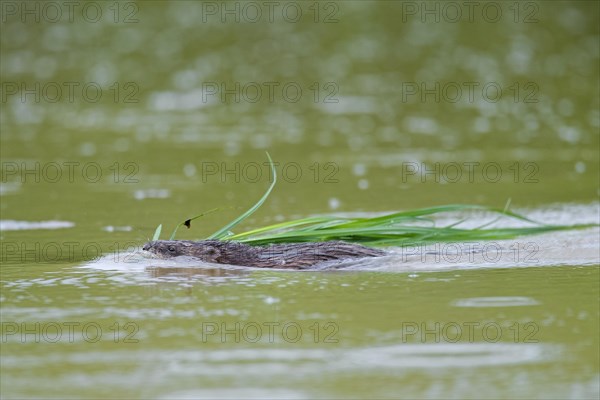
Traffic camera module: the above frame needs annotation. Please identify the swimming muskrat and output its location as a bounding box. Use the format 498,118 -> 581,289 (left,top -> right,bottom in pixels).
143,240 -> 385,269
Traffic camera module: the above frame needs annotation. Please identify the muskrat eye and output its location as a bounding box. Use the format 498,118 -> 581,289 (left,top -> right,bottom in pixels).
168,245 -> 176,253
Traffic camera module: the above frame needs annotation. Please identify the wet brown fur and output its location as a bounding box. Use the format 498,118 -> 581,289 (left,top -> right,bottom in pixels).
143,240 -> 385,269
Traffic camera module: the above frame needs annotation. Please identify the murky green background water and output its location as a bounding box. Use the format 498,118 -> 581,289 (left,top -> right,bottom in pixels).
1,1 -> 599,398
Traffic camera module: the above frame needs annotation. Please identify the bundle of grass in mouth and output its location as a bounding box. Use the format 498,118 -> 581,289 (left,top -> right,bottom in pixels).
143,154 -> 596,269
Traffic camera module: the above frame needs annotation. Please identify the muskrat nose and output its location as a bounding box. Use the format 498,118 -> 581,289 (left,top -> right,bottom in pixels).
143,242 -> 152,251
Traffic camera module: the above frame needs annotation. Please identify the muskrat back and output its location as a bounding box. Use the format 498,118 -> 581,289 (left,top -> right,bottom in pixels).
143,240 -> 385,269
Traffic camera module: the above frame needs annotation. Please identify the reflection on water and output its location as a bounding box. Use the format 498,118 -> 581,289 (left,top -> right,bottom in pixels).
3,343 -> 553,370
146,265 -> 251,281
452,296 -> 541,308
0,343 -> 580,399
0,220 -> 75,231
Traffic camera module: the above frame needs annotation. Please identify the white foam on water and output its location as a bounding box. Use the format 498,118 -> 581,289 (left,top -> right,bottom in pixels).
0,220 -> 75,231
452,296 -> 541,308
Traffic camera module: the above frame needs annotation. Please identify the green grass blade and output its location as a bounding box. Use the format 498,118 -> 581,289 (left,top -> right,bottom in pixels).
207,152 -> 277,240
152,224 -> 162,241
225,204 -> 597,247
228,216 -> 337,240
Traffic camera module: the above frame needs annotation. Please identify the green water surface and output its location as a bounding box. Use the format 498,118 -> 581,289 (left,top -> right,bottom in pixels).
1,1 -> 599,398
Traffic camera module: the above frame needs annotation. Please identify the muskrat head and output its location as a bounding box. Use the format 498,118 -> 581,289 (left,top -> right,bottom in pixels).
143,240 -> 221,262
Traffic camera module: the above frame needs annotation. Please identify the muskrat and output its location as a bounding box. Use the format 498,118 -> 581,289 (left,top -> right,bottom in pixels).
143,240 -> 385,269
